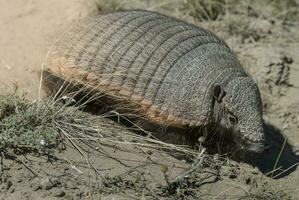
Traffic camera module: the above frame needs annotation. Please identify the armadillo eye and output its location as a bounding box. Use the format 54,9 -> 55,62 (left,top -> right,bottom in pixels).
229,114 -> 238,125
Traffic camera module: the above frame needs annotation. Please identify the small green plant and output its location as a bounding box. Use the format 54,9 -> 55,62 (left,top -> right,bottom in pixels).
0,95 -> 82,154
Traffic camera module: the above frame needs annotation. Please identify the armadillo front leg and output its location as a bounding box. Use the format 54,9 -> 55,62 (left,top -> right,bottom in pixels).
196,85 -> 223,127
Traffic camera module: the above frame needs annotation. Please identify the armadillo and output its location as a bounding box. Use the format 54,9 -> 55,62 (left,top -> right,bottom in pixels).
43,10 -> 266,153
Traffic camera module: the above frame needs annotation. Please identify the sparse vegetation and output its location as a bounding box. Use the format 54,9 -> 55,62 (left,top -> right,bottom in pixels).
0,0 -> 298,199
95,0 -> 299,21
0,95 -> 74,154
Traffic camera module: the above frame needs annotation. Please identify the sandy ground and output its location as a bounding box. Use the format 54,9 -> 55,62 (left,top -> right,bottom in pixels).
0,0 -> 299,199
0,0 -> 95,98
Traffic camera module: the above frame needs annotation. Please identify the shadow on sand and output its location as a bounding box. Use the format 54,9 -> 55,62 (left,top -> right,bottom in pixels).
243,121 -> 299,179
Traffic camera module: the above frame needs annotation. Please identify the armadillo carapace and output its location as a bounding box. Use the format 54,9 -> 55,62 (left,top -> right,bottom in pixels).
44,10 -> 266,153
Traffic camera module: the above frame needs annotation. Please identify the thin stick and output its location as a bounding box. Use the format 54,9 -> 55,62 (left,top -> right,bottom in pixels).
15,158 -> 40,178
271,136 -> 287,177
0,152 -> 4,172
273,161 -> 299,179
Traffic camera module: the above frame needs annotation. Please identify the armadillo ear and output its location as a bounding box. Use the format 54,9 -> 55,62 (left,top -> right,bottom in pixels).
213,85 -> 226,103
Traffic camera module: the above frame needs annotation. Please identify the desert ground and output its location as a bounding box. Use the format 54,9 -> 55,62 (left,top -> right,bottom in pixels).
0,0 -> 299,199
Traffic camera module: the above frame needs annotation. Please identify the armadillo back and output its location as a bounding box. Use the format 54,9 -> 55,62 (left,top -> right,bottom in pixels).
45,10 -> 247,127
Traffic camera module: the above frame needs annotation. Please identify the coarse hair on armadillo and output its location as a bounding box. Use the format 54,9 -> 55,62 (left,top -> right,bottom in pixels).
45,9 -> 250,129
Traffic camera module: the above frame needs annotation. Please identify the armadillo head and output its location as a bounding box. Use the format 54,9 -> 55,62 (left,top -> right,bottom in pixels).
214,77 -> 267,153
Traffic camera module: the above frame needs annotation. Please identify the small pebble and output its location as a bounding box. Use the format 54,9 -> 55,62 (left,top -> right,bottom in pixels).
8,187 -> 15,193
229,174 -> 237,179
41,178 -> 53,190
246,177 -> 252,184
64,194 -> 75,200
252,167 -> 259,175
52,189 -> 66,197
6,180 -> 12,190
32,184 -> 42,191
66,181 -> 78,190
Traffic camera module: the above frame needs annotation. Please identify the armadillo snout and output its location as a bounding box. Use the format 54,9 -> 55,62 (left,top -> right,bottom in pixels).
236,132 -> 267,153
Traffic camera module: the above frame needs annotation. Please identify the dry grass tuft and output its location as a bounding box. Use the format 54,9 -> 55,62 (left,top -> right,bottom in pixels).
180,0 -> 229,21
